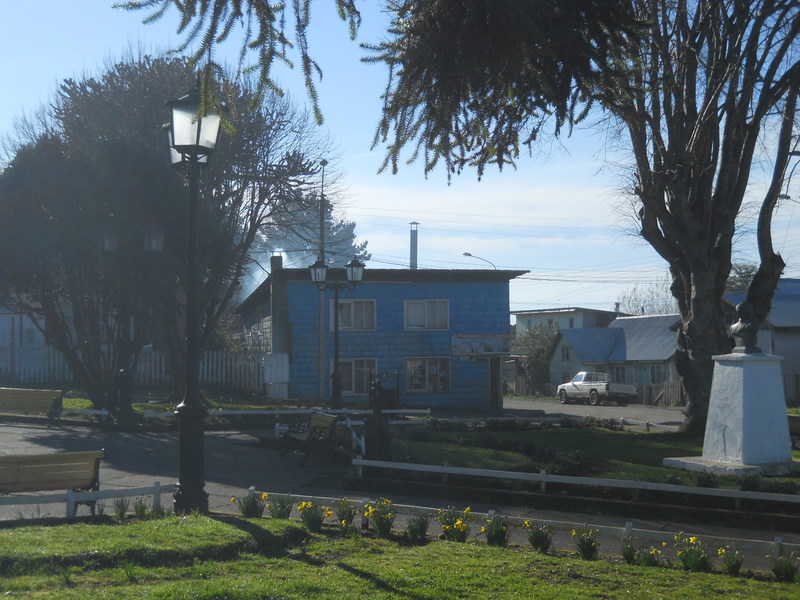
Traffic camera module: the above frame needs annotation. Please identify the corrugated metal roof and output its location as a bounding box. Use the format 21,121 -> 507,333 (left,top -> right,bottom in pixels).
608,314 -> 680,361
724,278 -> 800,328
560,328 -> 626,363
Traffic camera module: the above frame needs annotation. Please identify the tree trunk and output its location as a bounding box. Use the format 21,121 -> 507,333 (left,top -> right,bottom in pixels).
665,250 -> 732,437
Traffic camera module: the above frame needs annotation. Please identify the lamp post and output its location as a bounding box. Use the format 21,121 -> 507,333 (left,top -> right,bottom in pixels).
309,257 -> 365,409
166,86 -> 222,514
463,252 -> 497,269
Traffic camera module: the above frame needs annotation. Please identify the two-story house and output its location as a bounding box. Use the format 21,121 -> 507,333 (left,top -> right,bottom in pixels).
237,255 -> 528,410
512,307 -> 621,334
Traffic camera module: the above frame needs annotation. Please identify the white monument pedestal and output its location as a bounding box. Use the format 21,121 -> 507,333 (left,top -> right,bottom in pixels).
664,351 -> 798,476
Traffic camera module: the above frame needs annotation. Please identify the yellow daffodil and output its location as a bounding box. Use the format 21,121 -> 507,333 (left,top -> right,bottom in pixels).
261,492 -> 268,501
230,497 -> 236,503
325,510 -> 333,519
523,520 -> 531,528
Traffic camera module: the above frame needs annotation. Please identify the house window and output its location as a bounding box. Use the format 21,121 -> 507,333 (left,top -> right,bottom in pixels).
333,299 -> 375,331
614,366 -> 627,383
561,345 -> 571,361
406,357 -> 450,393
405,300 -> 448,330
338,358 -> 376,394
650,365 -> 665,384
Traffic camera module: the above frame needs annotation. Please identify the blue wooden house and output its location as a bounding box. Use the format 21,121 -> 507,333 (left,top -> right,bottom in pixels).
238,255 -> 527,409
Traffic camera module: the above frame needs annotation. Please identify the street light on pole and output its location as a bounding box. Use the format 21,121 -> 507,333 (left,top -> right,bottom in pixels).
463,252 -> 497,269
309,256 -> 365,409
166,85 -> 222,514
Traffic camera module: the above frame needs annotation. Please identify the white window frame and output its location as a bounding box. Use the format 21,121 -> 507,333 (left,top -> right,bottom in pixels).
331,299 -> 376,331
406,357 -> 450,393
337,358 -> 377,395
404,299 -> 449,331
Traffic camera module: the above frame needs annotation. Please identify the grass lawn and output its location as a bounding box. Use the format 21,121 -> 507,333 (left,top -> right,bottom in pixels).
392,425 -> 800,489
0,514 -> 796,599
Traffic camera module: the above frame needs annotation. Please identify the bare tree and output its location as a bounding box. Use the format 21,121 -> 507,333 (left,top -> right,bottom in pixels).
0,55 -> 334,411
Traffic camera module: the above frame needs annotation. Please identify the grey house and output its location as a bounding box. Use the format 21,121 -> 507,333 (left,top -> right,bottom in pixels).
549,314 -> 681,403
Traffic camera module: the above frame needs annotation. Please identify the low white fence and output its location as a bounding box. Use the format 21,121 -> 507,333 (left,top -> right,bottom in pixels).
351,459 -> 800,511
0,482 -> 177,519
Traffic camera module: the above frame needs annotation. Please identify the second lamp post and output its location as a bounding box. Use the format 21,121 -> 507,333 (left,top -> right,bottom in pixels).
166,85 -> 222,514
309,257 -> 365,409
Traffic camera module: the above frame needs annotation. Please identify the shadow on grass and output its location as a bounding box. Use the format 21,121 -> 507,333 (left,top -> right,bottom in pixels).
335,561 -> 429,600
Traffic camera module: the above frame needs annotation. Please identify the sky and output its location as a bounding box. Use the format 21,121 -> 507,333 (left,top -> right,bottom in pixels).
2,1 -> 799,316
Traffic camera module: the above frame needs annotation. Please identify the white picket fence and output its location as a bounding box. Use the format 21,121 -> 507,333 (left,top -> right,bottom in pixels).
0,345 -> 288,397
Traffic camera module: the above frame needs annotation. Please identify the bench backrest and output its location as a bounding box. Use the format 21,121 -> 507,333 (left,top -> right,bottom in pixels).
307,411 -> 338,440
0,387 -> 63,417
0,450 -> 106,494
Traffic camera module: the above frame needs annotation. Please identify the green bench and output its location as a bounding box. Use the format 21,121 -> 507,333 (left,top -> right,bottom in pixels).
0,449 -> 107,516
0,387 -> 63,422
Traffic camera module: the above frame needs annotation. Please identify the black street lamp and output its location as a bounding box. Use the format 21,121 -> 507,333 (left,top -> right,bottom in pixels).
309,256 -> 365,409
166,86 -> 222,514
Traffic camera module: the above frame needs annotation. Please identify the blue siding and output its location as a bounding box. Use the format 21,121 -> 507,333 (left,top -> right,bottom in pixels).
285,279 -> 510,408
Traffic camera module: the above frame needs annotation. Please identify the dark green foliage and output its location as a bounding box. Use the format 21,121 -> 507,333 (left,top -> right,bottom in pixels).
511,324 -> 560,385
0,54 -> 330,409
367,0 -> 643,177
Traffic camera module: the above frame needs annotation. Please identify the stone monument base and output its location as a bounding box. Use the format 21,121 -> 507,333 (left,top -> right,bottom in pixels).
663,455 -> 800,477
664,350 -> 798,476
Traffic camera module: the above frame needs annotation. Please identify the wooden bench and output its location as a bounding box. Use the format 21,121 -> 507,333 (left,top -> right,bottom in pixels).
280,411 -> 339,464
0,449 -> 106,516
0,387 -> 63,422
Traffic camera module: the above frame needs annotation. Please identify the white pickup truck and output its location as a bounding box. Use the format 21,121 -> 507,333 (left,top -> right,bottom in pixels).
557,371 -> 638,405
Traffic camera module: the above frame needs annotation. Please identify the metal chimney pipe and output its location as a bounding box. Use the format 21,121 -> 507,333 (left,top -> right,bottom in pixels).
409,222 -> 419,270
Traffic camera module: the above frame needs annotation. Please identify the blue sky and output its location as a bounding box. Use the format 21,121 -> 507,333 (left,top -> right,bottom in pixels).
2,1 -> 798,315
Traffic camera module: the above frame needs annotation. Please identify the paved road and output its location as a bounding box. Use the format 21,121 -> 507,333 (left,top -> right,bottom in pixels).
1,401 -> 798,572
500,396 -> 685,431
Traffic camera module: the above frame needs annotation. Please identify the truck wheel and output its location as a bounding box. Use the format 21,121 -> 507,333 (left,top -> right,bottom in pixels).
559,390 -> 569,404
589,390 -> 599,405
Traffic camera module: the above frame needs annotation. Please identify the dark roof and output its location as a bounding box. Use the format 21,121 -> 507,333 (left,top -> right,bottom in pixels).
238,267 -> 528,316
608,314 -> 680,361
560,328 -> 626,363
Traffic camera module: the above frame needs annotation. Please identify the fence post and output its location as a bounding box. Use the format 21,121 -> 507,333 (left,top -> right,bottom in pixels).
624,521 -> 633,537
540,469 -> 547,492
443,462 -> 449,485
774,537 -> 784,557
66,489 -> 76,519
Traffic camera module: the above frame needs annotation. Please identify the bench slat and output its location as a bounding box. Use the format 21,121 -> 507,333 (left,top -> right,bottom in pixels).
0,388 -> 63,418
0,451 -> 105,494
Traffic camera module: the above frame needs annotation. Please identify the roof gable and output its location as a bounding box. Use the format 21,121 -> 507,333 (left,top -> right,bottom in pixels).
559,328 -> 626,363
608,314 -> 679,361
